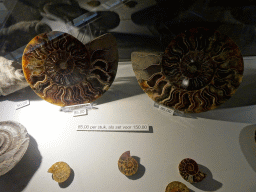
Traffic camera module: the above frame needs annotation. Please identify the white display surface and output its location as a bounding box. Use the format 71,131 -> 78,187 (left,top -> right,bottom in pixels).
0,58 -> 256,192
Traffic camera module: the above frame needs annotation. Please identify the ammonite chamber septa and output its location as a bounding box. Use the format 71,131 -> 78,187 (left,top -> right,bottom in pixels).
22,31 -> 118,106
0,121 -> 30,176
132,27 -> 244,113
118,151 -> 138,176
178,158 -> 206,183
165,181 -> 189,192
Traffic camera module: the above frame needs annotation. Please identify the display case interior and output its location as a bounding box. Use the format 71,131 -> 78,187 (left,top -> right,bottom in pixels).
1,0 -> 256,192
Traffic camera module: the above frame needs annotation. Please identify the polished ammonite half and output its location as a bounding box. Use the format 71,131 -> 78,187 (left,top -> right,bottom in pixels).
165,181 -> 189,192
178,158 -> 206,183
118,151 -> 138,176
22,31 -> 118,106
132,27 -> 244,113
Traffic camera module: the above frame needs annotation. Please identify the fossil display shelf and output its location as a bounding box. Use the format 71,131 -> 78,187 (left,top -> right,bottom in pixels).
0,59 -> 256,192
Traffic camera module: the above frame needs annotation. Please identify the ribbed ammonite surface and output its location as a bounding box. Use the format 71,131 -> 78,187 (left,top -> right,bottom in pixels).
178,158 -> 206,183
0,121 -> 30,176
22,31 -> 118,106
118,151 -> 138,176
165,181 -> 190,192
48,161 -> 71,183
132,27 -> 244,113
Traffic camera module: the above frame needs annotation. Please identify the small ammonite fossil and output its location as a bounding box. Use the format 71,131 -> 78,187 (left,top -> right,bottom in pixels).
132,27 -> 244,113
0,121 -> 30,176
22,31 -> 118,106
118,151 -> 138,176
165,181 -> 190,192
178,158 -> 206,183
48,161 -> 71,183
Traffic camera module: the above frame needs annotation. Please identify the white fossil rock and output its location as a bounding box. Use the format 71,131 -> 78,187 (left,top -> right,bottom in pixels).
0,57 -> 28,96
0,121 -> 30,176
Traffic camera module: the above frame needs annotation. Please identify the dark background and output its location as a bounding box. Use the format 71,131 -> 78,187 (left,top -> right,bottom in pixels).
1,0 -> 256,60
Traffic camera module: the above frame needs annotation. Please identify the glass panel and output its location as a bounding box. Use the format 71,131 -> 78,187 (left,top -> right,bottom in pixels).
1,0 -> 256,61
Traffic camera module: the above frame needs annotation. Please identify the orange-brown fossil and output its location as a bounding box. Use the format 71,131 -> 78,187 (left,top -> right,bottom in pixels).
118,151 -> 138,176
179,158 -> 206,183
48,161 -> 71,183
22,31 -> 118,106
165,181 -> 190,192
132,27 -> 244,113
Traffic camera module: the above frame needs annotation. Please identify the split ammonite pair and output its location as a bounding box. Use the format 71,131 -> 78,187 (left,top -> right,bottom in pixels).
22,27 -> 243,113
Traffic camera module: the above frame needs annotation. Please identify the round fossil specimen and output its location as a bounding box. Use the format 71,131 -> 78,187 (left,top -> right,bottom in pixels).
132,27 -> 244,113
48,161 -> 71,183
22,31 -> 118,106
0,121 -> 30,176
118,151 -> 138,176
165,181 -> 189,192
178,158 -> 206,183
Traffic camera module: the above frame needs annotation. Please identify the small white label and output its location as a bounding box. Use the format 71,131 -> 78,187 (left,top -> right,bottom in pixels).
16,100 -> 30,110
77,124 -> 149,132
60,103 -> 96,112
73,109 -> 88,117
154,102 -> 174,115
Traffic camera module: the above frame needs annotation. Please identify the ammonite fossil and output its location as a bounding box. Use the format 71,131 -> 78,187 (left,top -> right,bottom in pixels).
118,151 -> 138,176
165,181 -> 189,192
22,31 -> 118,106
132,27 -> 244,113
48,161 -> 71,183
178,158 -> 206,183
0,121 -> 30,176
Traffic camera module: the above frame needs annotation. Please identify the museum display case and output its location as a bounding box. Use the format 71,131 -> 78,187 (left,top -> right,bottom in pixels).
1,0 -> 256,191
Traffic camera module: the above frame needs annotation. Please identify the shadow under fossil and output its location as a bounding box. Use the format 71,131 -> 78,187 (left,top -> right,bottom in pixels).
239,124 -> 256,173
0,135 -> 42,192
58,168 -> 75,188
191,164 -> 223,191
125,156 -> 145,180
96,75 -> 145,106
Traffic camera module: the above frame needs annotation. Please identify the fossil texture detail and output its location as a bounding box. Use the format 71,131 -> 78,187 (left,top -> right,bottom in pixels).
48,161 -> 71,183
0,57 -> 28,96
118,151 -> 138,176
22,31 -> 118,106
0,121 -> 29,176
179,158 -> 206,183
132,27 -> 244,113
165,181 -> 189,192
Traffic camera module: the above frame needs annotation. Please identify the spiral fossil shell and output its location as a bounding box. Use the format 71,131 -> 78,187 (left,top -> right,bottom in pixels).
132,27 -> 244,113
48,161 -> 71,183
22,31 -> 118,106
0,121 -> 29,176
179,158 -> 206,183
118,151 -> 138,176
165,181 -> 189,192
